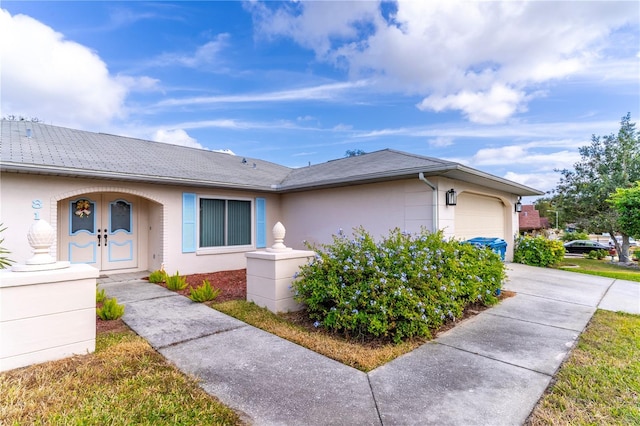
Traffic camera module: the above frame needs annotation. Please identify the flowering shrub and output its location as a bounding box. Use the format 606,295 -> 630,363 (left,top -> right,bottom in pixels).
513,235 -> 565,267
293,228 -> 505,343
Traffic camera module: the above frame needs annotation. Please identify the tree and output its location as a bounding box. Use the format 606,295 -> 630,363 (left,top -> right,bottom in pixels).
533,197 -> 564,229
345,149 -> 366,157
552,113 -> 640,262
609,182 -> 640,239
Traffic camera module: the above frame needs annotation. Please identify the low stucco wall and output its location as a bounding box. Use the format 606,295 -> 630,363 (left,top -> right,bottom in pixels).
0,264 -> 99,372
246,249 -> 315,313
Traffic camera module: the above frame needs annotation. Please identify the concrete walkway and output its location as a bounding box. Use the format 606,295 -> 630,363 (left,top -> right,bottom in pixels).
98,264 -> 639,425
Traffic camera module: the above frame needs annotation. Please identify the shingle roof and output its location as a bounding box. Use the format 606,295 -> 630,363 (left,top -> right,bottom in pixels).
0,120 -> 291,190
519,205 -> 543,230
278,149 -> 458,190
0,120 -> 543,196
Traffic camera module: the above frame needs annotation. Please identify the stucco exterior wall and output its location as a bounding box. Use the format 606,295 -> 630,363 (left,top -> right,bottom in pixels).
280,178 -> 434,248
1,171 -> 520,272
280,176 -> 520,261
0,173 -> 281,275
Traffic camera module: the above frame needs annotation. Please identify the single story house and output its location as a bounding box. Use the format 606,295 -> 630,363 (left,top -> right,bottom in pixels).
0,120 -> 543,274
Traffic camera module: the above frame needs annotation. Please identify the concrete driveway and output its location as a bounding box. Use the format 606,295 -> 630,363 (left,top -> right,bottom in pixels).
99,263 -> 639,425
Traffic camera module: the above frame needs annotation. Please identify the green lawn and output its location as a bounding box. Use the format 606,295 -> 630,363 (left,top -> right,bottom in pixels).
0,328 -> 242,425
528,310 -> 640,424
557,257 -> 640,282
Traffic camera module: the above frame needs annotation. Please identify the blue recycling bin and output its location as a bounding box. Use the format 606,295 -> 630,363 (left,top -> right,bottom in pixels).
466,237 -> 507,261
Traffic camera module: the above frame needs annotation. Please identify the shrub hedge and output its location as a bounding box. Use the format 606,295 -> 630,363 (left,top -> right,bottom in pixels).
513,235 -> 565,267
293,228 -> 505,343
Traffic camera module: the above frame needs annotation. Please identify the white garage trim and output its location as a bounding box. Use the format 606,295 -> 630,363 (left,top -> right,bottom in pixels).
454,193 -> 506,240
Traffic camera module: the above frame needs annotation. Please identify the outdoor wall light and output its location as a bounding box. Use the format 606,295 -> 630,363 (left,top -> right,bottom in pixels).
446,188 -> 457,206
515,196 -> 523,213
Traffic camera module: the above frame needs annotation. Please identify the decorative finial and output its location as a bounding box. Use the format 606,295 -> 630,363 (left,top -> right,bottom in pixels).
267,221 -> 292,252
12,219 -> 70,271
25,219 -> 56,265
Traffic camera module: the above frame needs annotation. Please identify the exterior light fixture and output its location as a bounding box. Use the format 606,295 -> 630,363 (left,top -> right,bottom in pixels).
446,188 -> 457,206
515,196 -> 523,213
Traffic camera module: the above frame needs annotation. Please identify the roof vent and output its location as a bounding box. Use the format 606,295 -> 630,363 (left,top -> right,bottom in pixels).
26,128 -> 32,138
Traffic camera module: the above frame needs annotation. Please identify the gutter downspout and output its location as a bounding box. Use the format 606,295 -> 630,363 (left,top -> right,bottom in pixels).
418,172 -> 438,233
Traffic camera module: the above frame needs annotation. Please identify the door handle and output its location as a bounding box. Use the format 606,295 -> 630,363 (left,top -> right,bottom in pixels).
97,229 -> 101,247
104,233 -> 108,245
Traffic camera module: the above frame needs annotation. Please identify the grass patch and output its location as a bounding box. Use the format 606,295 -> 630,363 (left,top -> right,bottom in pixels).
528,310 -> 640,425
212,297 -> 511,372
556,257 -> 640,282
0,329 -> 242,425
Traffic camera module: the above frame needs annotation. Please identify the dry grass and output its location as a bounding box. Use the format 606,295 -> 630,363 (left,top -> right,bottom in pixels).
528,310 -> 640,425
0,329 -> 242,425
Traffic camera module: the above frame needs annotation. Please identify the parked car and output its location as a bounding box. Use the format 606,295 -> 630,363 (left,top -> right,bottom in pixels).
610,236 -> 638,247
563,240 -> 611,254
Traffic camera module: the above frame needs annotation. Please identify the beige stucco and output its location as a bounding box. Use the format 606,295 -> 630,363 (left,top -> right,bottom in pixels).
1,170 -> 521,273
0,173 -> 281,275
280,175 -> 520,261
280,179 -> 434,247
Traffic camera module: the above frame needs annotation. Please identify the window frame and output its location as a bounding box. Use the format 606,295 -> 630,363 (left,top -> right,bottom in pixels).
196,195 -> 254,254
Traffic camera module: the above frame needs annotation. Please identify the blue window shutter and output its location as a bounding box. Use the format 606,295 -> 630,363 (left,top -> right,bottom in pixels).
182,193 -> 197,253
256,198 -> 266,248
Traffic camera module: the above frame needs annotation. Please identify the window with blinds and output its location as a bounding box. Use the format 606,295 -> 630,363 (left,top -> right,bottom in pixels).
199,198 -> 251,247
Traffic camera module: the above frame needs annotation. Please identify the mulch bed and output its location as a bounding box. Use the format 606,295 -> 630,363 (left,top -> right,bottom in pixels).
150,269 -> 247,303
96,269 -> 246,334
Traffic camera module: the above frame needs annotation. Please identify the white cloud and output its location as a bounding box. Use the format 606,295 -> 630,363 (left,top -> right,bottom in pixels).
247,0 -> 382,59
503,171 -> 559,193
152,34 -> 230,69
116,75 -> 161,92
152,128 -> 205,149
0,9 -> 129,128
470,144 -> 581,171
250,1 -> 638,124
428,136 -> 454,148
417,84 -> 528,124
154,80 -> 369,107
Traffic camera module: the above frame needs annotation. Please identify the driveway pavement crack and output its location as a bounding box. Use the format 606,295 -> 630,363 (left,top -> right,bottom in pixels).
595,278 -> 618,307
483,311 -> 588,332
509,291 -> 596,307
155,324 -> 249,350
434,341 -> 554,377
366,374 -> 385,425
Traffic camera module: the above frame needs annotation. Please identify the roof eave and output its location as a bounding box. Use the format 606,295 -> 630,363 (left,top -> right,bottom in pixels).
0,162 -> 279,192
277,164 -> 544,196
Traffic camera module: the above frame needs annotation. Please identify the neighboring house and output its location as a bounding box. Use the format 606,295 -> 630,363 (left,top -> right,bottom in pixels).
518,205 -> 544,233
0,120 -> 543,274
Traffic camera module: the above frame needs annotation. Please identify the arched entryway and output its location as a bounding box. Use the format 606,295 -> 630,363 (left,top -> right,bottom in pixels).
59,193 -> 138,271
55,188 -> 164,273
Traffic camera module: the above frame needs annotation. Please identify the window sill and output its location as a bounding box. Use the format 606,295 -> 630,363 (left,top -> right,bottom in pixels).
196,245 -> 255,256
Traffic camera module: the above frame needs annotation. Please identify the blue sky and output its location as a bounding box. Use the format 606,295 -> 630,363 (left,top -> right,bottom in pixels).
1,1 -> 639,197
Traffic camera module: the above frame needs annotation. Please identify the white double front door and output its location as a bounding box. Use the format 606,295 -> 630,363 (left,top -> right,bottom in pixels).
60,193 -> 138,271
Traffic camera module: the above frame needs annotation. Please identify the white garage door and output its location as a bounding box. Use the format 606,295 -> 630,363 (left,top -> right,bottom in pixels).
454,193 -> 505,240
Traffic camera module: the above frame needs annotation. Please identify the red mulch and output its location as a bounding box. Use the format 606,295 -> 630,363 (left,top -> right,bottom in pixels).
151,269 -> 247,303
96,269 -> 247,334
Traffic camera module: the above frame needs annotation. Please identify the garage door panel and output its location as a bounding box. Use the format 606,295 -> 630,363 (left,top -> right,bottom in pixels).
454,193 -> 505,240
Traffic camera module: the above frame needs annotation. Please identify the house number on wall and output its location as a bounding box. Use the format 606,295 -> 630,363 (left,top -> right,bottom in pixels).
32,199 -> 42,220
